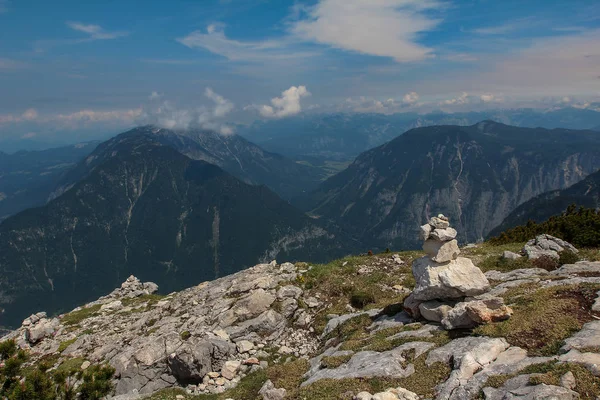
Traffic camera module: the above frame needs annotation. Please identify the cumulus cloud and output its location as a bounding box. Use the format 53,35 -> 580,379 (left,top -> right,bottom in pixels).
141,88 -> 235,134
441,92 -> 469,105
258,86 -> 310,118
149,91 -> 162,100
67,22 -> 128,40
291,0 -> 441,62
402,91 -> 419,105
341,91 -> 421,114
480,93 -> 504,103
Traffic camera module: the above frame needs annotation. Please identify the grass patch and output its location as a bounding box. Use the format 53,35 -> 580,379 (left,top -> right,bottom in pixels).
302,252 -> 420,335
474,284 -> 600,356
299,356 -> 450,399
483,361 -> 600,399
321,355 -> 353,369
55,357 -> 85,376
121,294 -> 167,308
61,304 -> 102,326
57,338 -> 77,353
529,363 -> 600,399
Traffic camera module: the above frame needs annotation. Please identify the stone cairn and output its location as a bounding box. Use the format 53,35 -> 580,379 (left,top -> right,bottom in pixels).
403,214 -> 513,329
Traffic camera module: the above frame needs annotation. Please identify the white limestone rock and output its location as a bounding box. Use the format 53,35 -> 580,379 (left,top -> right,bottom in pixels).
423,239 -> 461,263
410,256 -> 490,301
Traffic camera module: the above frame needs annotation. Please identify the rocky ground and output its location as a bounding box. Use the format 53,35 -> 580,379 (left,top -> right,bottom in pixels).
1,237 -> 600,400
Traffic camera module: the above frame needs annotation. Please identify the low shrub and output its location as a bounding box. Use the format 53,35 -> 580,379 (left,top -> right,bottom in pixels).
558,250 -> 580,266
531,255 -> 559,271
350,291 -> 375,309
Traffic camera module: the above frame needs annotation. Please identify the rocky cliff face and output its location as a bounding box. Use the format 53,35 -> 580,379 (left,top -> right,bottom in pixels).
0,133 -> 349,328
301,121 -> 600,250
489,168 -> 600,237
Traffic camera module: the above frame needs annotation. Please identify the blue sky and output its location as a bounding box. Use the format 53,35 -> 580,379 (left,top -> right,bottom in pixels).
0,0 -> 599,145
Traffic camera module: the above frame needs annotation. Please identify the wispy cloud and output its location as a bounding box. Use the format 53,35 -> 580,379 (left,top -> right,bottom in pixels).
66,22 -> 128,40
0,108 -> 38,124
177,25 -> 316,61
291,0 -> 443,62
0,0 -> 8,14
0,58 -> 27,70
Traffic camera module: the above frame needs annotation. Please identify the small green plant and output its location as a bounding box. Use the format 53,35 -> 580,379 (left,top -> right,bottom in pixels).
180,331 -> 191,341
58,338 -> 78,353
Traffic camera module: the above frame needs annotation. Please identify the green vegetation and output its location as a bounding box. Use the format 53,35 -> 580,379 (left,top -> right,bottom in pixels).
475,284 -> 600,355
349,291 -> 375,309
0,340 -> 114,400
58,338 -> 77,353
299,357 -> 450,399
300,252 -> 421,334
490,205 -> 600,248
61,305 -> 102,327
180,331 -> 191,341
321,355 -> 353,369
483,361 -> 600,399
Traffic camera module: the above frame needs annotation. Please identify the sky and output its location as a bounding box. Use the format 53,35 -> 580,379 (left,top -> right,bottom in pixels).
0,0 -> 599,146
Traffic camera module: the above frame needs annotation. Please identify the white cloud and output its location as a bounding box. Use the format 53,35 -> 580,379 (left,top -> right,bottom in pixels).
291,0 -> 442,62
21,132 -> 37,139
66,22 -> 128,40
402,91 -> 419,105
204,88 -> 234,118
55,108 -> 143,125
177,25 -> 316,62
480,94 -> 504,103
441,92 -> 469,105
21,108 -> 38,120
149,91 -> 162,100
258,86 -> 310,118
140,88 -> 235,134
0,108 -> 38,124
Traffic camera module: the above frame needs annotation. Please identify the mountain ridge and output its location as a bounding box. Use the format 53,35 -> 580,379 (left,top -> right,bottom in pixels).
299,121 -> 600,250
0,132 -> 350,328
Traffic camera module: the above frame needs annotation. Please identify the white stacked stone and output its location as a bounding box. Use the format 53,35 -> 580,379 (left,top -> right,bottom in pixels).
404,214 -> 512,329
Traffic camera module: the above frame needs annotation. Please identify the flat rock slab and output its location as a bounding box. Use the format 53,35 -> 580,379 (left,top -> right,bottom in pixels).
485,269 -> 549,282
552,261 -> 600,275
322,309 -> 381,337
559,349 -> 600,376
301,342 -> 435,387
484,379 -> 580,400
562,320 -> 600,352
368,311 -> 412,332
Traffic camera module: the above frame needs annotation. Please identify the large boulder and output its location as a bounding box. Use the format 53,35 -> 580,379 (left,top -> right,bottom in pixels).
523,234 -> 578,260
411,257 -> 490,301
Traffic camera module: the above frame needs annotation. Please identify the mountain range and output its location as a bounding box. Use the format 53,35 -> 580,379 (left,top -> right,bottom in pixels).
239,107 -> 600,160
300,121 -> 600,249
0,142 -> 98,221
0,131 -> 349,328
